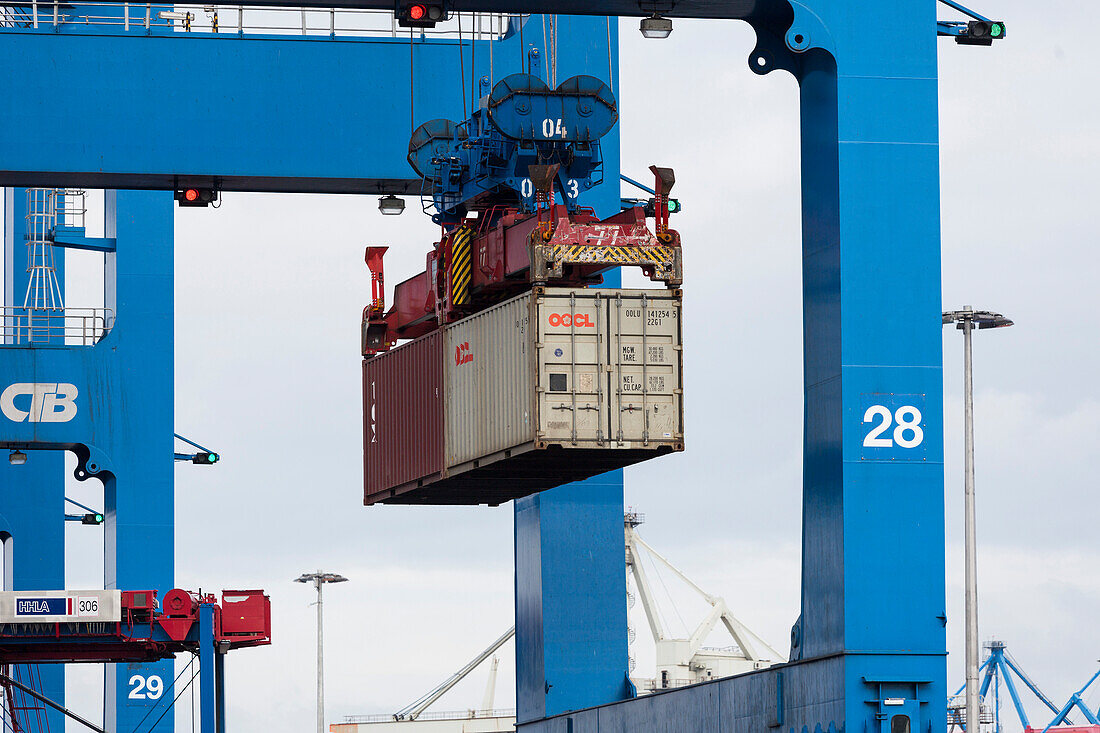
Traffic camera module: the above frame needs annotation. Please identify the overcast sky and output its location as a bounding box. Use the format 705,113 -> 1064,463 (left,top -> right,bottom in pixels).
11,1 -> 1099,730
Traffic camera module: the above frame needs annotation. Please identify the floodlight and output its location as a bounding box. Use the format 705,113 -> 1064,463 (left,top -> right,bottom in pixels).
379,195 -> 406,215
640,15 -> 672,39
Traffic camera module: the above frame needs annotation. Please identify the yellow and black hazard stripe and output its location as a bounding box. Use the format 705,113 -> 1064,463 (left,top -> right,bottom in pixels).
548,244 -> 676,265
450,226 -> 474,306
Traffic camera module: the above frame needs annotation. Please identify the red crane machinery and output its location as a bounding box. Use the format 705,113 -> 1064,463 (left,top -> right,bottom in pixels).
0,588 -> 271,733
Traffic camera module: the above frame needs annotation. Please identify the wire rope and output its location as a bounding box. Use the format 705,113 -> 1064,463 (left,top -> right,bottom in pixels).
143,665 -> 199,733
129,657 -> 193,733
549,14 -> 556,87
31,665 -> 47,733
540,13 -> 548,81
606,16 -> 614,88
471,12 -> 477,113
457,12 -> 467,120
646,548 -> 689,638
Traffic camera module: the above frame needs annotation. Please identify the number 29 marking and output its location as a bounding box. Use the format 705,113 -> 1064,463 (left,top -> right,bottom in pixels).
128,674 -> 164,700
862,404 -> 924,449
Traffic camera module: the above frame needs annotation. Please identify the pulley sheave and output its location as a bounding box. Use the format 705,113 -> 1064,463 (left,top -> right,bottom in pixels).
487,73 -> 617,143
407,118 -> 468,178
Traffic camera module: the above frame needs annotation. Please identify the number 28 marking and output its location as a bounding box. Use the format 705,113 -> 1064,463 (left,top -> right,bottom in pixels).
862,404 -> 924,449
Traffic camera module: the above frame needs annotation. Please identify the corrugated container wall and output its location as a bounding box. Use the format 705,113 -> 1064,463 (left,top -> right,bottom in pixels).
364,288 -> 683,506
362,331 -> 443,503
444,294 -> 535,470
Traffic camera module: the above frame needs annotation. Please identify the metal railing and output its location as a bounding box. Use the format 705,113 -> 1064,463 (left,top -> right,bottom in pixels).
0,307 -> 114,346
342,708 -> 516,723
946,694 -> 995,725
0,2 -> 521,40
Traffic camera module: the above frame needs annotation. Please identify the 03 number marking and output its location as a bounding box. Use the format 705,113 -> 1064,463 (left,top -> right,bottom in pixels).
862,405 -> 924,449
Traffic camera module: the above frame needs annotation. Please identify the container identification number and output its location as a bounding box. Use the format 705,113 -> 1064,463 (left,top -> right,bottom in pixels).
623,308 -> 672,326
862,405 -> 924,449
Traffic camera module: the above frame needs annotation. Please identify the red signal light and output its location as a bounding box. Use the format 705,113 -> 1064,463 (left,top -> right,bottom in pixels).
398,1 -> 440,27
175,188 -> 218,207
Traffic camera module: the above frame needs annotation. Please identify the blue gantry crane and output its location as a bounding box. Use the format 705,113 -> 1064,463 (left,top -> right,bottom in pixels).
0,0 -> 1016,731
948,640 -> 1100,733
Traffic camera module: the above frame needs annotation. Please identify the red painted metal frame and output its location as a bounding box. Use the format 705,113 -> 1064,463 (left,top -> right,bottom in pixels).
362,203 -> 681,356
0,589 -> 271,665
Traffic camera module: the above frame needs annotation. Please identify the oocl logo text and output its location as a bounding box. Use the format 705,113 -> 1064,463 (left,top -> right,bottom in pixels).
1,383 -> 79,423
548,313 -> 594,328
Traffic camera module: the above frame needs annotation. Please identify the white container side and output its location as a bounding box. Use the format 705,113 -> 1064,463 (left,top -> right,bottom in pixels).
444,292 -> 536,469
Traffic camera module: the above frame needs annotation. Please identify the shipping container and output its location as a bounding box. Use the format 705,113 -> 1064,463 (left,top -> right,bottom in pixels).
362,330 -> 444,502
364,287 -> 683,506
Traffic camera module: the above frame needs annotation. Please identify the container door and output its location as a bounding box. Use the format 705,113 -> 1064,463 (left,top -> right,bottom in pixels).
536,290 -> 606,445
608,291 -> 682,447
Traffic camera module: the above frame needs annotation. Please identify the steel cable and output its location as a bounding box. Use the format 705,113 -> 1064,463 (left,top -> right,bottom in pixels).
457,13 -> 467,120
143,663 -> 199,733
541,14 -> 548,81
129,657 -> 193,733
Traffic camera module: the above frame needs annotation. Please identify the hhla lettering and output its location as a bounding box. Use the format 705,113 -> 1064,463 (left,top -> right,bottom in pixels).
455,342 -> 474,365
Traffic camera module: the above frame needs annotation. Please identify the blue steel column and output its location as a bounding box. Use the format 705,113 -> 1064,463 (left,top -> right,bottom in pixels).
0,187 -> 66,729
780,1 -> 947,729
101,190 -> 176,733
514,18 -> 629,722
199,604 -> 217,733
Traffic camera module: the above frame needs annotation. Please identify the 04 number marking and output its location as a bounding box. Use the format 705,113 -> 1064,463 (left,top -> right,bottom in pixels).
541,117 -> 567,138
862,405 -> 924,449
128,674 -> 164,700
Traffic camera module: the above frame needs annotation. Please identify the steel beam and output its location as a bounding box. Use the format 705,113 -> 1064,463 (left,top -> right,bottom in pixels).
0,190 -> 177,731
0,187 -> 67,732
38,0 -> 760,17
0,28 -> 552,193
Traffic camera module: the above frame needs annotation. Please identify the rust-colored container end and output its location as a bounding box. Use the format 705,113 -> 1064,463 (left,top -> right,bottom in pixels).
363,331 -> 444,505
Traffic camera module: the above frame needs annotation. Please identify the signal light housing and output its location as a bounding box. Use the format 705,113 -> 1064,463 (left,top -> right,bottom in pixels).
81,512 -> 104,525
192,452 -> 220,465
643,197 -> 682,218
956,20 -> 1005,46
397,1 -> 444,27
175,188 -> 218,207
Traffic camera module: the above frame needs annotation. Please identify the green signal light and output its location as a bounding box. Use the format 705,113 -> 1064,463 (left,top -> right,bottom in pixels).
95,514 -> 104,523
667,199 -> 681,213
990,23 -> 1003,37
